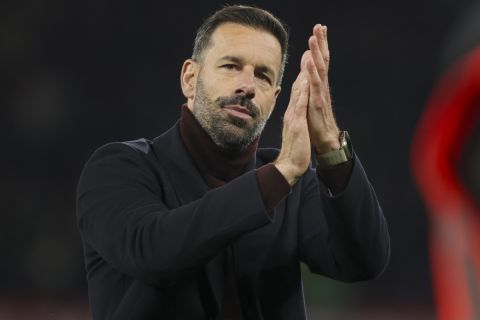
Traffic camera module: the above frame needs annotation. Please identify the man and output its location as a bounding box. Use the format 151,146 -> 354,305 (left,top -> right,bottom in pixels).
76,5 -> 390,320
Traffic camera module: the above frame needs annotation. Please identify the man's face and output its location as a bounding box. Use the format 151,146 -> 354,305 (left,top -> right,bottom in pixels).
188,23 -> 282,151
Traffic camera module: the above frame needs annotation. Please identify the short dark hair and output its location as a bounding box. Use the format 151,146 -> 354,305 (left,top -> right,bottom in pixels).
192,5 -> 289,85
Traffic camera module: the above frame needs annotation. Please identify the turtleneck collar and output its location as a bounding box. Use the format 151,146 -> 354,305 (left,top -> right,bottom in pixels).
179,104 -> 259,188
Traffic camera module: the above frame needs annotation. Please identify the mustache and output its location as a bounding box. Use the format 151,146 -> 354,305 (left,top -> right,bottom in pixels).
216,95 -> 259,118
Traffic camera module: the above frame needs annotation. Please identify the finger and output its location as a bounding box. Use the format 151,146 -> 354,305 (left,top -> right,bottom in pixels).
306,57 -> 336,130
314,25 -> 329,63
308,37 -> 331,105
308,36 -> 327,79
284,70 -> 306,120
300,50 -> 311,71
294,77 -> 309,118
290,68 -> 308,104
314,24 -> 330,69
305,58 -> 323,108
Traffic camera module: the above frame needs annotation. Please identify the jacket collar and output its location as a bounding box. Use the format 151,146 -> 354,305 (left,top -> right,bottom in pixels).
152,122 -> 210,204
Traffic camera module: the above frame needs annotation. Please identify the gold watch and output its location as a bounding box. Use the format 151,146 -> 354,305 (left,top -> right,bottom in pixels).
315,131 -> 353,169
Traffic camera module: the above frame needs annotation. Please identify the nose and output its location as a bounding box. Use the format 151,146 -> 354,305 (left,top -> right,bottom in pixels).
234,68 -> 256,100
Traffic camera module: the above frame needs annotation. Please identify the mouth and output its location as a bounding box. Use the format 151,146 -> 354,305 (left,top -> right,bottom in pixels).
223,104 -> 253,120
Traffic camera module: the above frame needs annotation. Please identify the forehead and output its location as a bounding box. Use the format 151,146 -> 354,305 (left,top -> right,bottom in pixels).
204,23 -> 282,73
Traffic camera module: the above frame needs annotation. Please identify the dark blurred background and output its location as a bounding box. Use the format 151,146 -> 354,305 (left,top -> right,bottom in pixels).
1,0 -> 478,318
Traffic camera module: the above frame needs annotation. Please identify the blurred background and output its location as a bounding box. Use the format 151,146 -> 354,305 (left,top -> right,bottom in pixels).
1,0 -> 479,319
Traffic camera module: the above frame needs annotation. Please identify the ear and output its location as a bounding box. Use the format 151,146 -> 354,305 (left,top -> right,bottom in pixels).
180,59 -> 198,100
274,86 -> 281,100
272,85 -> 281,106
268,86 -> 281,113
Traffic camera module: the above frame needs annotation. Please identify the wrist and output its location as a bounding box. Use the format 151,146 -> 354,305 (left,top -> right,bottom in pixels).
314,140 -> 341,156
273,161 -> 301,187
311,129 -> 341,155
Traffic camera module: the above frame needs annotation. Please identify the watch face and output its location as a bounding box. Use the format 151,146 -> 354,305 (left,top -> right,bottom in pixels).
340,131 -> 353,159
340,131 -> 349,148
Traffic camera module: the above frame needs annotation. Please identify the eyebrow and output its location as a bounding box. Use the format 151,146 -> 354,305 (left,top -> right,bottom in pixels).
219,55 -> 276,81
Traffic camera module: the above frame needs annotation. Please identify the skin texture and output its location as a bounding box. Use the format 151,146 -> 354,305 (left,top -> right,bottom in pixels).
180,22 -> 340,185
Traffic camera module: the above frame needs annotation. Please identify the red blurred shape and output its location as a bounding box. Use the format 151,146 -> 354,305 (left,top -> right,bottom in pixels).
411,46 -> 480,320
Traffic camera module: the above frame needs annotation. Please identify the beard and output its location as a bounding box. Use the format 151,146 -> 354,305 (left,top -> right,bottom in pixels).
191,78 -> 269,152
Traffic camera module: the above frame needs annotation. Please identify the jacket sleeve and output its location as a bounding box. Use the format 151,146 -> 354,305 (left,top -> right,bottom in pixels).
76,142 -> 272,286
298,153 -> 390,282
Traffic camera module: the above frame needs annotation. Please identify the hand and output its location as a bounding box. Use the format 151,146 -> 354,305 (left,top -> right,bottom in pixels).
274,69 -> 311,186
304,24 -> 340,155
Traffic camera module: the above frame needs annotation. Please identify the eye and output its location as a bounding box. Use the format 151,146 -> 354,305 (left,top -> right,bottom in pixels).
256,72 -> 272,85
221,64 -> 238,70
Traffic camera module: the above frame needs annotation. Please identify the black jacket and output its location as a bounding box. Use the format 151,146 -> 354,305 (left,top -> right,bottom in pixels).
76,123 -> 390,320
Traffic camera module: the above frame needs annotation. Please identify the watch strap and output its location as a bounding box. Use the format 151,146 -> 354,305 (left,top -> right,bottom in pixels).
316,131 -> 352,169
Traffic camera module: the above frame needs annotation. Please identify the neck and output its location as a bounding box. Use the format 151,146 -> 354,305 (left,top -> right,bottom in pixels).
179,105 -> 258,188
